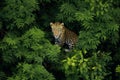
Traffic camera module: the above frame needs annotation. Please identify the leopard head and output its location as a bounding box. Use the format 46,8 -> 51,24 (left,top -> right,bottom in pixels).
50,22 -> 65,40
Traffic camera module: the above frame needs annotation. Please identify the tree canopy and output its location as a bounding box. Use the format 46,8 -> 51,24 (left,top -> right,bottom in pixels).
0,0 -> 120,80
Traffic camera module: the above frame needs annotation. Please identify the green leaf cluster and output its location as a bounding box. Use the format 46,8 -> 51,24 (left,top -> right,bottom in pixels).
62,50 -> 111,80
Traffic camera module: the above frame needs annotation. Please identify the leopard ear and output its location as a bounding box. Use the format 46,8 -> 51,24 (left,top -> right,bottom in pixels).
50,22 -> 53,26
61,23 -> 64,26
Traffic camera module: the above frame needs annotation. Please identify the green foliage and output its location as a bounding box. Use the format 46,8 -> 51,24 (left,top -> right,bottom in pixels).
85,0 -> 112,16
58,3 -> 76,22
0,0 -> 120,80
1,0 -> 39,29
116,65 -> 120,73
62,50 -> 111,80
8,63 -> 55,80
0,71 -> 6,80
115,65 -> 120,80
0,27 -> 60,79
0,0 -> 60,79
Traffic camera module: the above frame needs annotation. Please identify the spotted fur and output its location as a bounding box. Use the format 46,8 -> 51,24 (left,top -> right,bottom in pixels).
50,22 -> 78,49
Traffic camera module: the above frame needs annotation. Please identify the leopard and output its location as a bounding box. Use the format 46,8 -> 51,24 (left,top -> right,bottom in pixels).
50,22 -> 78,51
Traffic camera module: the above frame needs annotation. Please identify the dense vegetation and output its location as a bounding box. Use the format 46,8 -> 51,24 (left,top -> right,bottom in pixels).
0,0 -> 120,80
